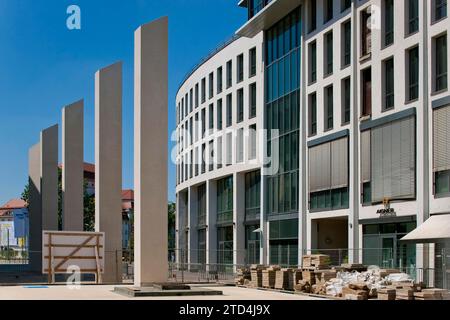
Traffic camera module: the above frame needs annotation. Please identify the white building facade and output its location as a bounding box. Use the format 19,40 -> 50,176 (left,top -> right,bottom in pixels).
175,0 -> 449,283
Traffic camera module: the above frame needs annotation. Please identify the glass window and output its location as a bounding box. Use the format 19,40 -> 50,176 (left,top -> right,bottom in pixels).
309,93 -> 317,136
324,32 -> 333,76
384,0 -> 394,46
195,83 -> 199,108
201,78 -> 206,103
209,103 -> 214,130
249,83 -> 257,119
342,77 -> 351,124
343,20 -> 351,67
209,72 -> 214,99
226,60 -> 232,88
325,86 -> 333,130
201,108 -> 206,138
435,34 -> 448,92
309,0 -> 316,33
226,94 -> 232,127
342,0 -> 351,12
436,170 -> 450,196
407,0 -> 419,34
384,57 -> 395,110
217,67 -> 223,94
435,0 -> 447,21
249,47 -> 257,77
363,182 -> 372,205
408,46 -> 419,101
237,88 -> 244,123
217,176 -> 233,224
324,0 -> 333,23
217,99 -> 223,130
249,124 -> 257,160
309,41 -> 317,83
237,54 -> 244,83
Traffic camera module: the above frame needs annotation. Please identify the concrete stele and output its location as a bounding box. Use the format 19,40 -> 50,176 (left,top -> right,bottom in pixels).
134,16 -> 169,286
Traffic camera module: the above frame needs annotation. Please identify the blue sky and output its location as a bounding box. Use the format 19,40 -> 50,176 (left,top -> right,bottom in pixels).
0,0 -> 247,204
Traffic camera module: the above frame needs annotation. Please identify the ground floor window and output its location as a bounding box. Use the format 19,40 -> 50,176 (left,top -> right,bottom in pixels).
198,229 -> 206,270
217,226 -> 233,272
310,187 -> 349,211
362,182 -> 371,205
246,225 -> 260,265
269,219 -> 298,267
435,170 -> 450,197
362,221 -> 416,272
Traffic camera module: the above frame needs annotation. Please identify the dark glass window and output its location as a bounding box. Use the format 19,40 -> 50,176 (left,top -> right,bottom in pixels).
217,176 -> 233,224
342,77 -> 351,124
342,0 -> 351,12
209,104 -> 214,130
435,34 -> 448,92
245,171 -> 261,221
209,72 -> 214,99
325,86 -> 334,130
309,0 -> 316,33
237,88 -> 244,123
195,83 -> 199,108
325,32 -> 333,76
384,0 -> 394,46
362,68 -> 372,116
217,67 -> 223,94
226,60 -> 233,88
384,58 -> 395,110
343,21 -> 351,67
201,78 -> 206,103
408,0 -> 419,34
226,94 -> 232,127
408,46 -> 419,101
249,47 -> 257,77
309,41 -> 317,83
435,170 -> 450,196
435,0 -> 447,21
237,54 -> 244,83
324,0 -> 333,23
249,83 -> 257,119
309,93 -> 317,136
197,184 -> 207,226
217,99 -> 223,130
201,108 -> 206,138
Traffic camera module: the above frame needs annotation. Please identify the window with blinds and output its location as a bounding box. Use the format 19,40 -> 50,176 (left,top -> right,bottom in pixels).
309,136 -> 349,211
433,105 -> 450,197
370,116 -> 416,203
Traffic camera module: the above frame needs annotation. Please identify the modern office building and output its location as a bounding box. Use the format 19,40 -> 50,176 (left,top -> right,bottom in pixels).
175,0 -> 449,279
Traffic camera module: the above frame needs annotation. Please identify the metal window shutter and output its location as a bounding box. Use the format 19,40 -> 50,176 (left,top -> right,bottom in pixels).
371,116 -> 416,202
331,137 -> 349,189
433,105 -> 450,172
309,142 -> 331,193
361,130 -> 371,183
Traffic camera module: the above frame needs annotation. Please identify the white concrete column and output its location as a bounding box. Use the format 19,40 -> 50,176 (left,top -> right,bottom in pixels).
188,186 -> 198,269
234,172 -> 246,267
95,62 -> 123,284
62,100 -> 84,231
40,125 -> 59,231
206,179 -> 217,268
28,143 -> 42,272
134,17 -> 168,286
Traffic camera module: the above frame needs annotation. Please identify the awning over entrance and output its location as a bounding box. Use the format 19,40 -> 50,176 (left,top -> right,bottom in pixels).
401,214 -> 450,244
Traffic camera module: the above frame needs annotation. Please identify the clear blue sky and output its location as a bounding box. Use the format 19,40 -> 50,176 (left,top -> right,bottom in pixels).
0,0 -> 247,205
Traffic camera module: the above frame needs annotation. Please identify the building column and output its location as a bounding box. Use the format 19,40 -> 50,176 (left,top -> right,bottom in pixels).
95,62 -> 123,284
62,100 -> 84,231
234,172 -> 246,267
40,125 -> 59,231
206,179 -> 217,269
28,143 -> 42,272
134,17 -> 168,286
188,186 -> 198,270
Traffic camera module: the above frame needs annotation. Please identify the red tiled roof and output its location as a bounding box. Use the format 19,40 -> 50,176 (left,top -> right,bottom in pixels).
0,199 -> 27,217
122,189 -> 134,201
58,162 -> 95,174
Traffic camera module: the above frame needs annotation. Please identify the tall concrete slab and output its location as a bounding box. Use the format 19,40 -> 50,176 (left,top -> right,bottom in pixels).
40,125 -> 59,231
28,143 -> 42,272
62,100 -> 84,231
134,16 -> 168,286
95,62 -> 123,284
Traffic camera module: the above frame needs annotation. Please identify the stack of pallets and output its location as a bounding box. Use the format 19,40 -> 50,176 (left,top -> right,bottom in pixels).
275,268 -> 294,290
249,265 -> 264,287
262,266 -> 280,288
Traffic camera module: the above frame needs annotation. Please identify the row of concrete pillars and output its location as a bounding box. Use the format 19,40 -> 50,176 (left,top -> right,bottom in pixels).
27,17 -> 169,286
